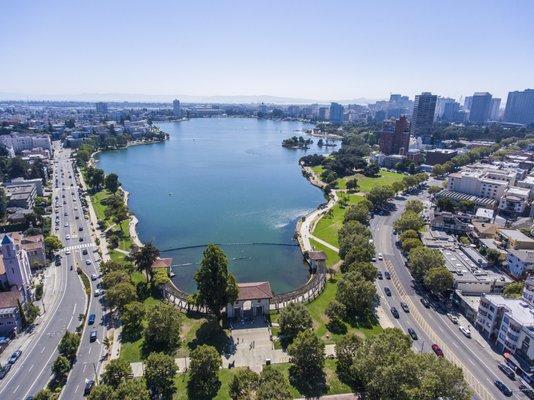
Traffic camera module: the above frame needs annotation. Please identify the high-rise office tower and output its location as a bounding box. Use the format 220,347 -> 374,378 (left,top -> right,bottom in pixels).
379,116 -> 410,155
490,98 -> 501,120
468,92 -> 492,123
95,102 -> 108,114
329,102 -> 344,124
504,89 -> 534,125
442,101 -> 461,122
410,92 -> 437,141
173,99 -> 181,117
464,96 -> 472,111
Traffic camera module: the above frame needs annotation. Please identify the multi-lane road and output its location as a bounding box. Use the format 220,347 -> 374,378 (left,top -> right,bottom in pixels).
0,143 -> 108,399
371,188 -> 530,400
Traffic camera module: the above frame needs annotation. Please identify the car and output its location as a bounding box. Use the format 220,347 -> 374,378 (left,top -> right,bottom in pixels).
66,234 -> 70,240
65,250 -> 71,255
378,253 -> 383,260
91,273 -> 98,281
82,249 -> 88,255
371,257 -> 377,262
420,298 -> 430,308
447,313 -> 459,324
8,350 -> 22,364
55,259 -> 61,266
64,222 -> 69,227
94,289 -> 102,297
431,344 -> 443,357
79,237 -> 84,242
459,325 -> 471,338
390,306 -> 399,318
55,225 -> 59,230
498,363 -> 516,380
377,271 -> 383,279
384,271 -> 391,280
85,259 -> 91,265
400,302 -> 409,312
0,363 -> 11,379
79,226 -> 83,231
494,380 -> 512,397
88,313 -> 96,325
384,287 -> 392,296
407,328 -> 418,340
89,330 -> 97,342
84,379 -> 95,395
64,212 -> 68,216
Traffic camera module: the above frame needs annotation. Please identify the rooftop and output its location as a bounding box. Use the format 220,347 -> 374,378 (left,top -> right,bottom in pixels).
483,294 -> 534,326
237,282 -> 273,301
0,290 -> 20,310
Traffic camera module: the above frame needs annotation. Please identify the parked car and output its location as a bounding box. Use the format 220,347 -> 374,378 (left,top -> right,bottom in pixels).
0,364 -> 11,379
378,253 -> 383,260
377,271 -> 383,280
494,380 -> 512,397
384,271 -> 391,280
91,274 -> 97,281
84,379 -> 95,395
431,344 -> 444,357
94,289 -> 102,297
8,350 -> 22,364
82,249 -> 88,255
85,259 -> 91,265
88,314 -> 96,325
407,328 -> 418,340
400,302 -> 409,312
390,306 -> 399,318
447,313 -> 459,324
420,298 -> 430,308
498,363 -> 516,380
384,287 -> 392,296
459,325 -> 471,338
89,330 -> 97,342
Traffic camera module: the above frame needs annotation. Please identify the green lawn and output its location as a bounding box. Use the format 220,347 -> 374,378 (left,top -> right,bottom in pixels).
173,359 -> 351,399
353,169 -> 404,193
310,239 -> 340,266
312,195 -> 364,247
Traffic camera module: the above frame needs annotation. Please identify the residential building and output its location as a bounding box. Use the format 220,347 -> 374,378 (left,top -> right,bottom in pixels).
226,282 -> 273,319
4,177 -> 44,196
329,102 -> 344,124
410,92 -> 437,141
0,133 -> 52,153
470,221 -> 498,239
490,98 -> 501,120
498,229 -> 534,250
5,184 -> 36,209
172,99 -> 181,117
447,169 -> 512,201
498,187 -> 531,215
425,149 -> 457,165
0,290 -> 23,336
95,102 -> 108,114
378,116 -> 410,155
468,92 -> 492,124
476,278 -> 534,372
318,107 -> 328,121
504,89 -> 534,125
442,101 -> 462,122
506,249 -> 534,278
464,96 -> 473,112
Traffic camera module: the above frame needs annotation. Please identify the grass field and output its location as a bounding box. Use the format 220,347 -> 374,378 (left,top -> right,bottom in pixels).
310,239 -> 339,266
173,359 -> 351,399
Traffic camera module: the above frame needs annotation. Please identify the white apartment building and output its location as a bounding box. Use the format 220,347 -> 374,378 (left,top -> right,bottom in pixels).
498,186 -> 531,214
476,277 -> 534,371
447,170 -> 509,201
507,249 -> 534,278
0,133 -> 52,153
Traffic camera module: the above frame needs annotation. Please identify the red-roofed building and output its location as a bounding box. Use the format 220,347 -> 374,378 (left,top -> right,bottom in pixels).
227,281 -> 273,320
151,257 -> 172,274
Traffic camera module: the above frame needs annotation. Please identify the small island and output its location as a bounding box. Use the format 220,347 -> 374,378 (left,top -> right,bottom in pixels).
282,135 -> 313,149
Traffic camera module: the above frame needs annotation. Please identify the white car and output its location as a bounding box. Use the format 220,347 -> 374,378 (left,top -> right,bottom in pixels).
65,250 -> 71,255
447,313 -> 459,324
64,222 -> 69,227
378,253 -> 383,260
94,289 -> 101,297
66,235 -> 71,240
459,325 -> 471,338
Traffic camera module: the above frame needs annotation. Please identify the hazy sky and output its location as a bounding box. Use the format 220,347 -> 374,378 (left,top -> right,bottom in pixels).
1,0 -> 533,102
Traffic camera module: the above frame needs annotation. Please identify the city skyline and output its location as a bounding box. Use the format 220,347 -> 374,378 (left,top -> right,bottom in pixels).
1,0 -> 533,102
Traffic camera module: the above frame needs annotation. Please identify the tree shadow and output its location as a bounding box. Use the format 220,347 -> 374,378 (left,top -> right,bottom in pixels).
289,365 -> 327,398
187,319 -> 232,354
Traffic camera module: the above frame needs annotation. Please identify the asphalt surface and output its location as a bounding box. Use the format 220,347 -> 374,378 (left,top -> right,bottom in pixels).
371,186 -> 529,400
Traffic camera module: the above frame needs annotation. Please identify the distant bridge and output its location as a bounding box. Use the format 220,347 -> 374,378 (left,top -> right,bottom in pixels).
160,242 -> 299,253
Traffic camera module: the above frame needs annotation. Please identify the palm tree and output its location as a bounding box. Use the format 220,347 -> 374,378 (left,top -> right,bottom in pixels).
133,243 -> 160,283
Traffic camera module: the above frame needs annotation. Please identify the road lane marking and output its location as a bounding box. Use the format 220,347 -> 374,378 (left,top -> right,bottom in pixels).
28,364 -> 34,372
41,346 -> 45,353
13,384 -> 20,393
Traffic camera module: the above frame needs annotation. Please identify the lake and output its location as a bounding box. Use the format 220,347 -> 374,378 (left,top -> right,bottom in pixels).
96,118 -> 330,293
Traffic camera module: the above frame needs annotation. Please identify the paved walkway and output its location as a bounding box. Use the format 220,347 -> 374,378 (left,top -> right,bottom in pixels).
309,234 -> 340,252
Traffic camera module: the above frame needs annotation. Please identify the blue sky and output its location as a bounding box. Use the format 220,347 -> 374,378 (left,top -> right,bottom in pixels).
0,0 -> 532,102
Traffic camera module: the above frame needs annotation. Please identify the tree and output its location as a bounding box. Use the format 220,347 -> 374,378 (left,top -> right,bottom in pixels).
229,368 -> 259,400
336,271 -> 376,319
287,329 -> 326,397
399,229 -> 419,242
187,345 -> 222,400
338,220 -> 371,243
87,385 -> 115,400
58,331 -> 80,362
34,388 -> 54,400
393,210 -> 425,233
145,352 -> 178,399
408,246 -> 445,281
278,302 -> 313,345
366,185 -> 395,210
101,358 -> 132,389
52,355 -> 71,385
257,366 -> 292,400
8,157 -> 28,179
121,301 -> 145,339
363,163 -> 380,177
194,244 -> 239,320
343,261 -> 377,281
89,168 -> 105,190
144,302 -> 181,353
106,282 -> 136,312
503,281 -> 525,298
401,237 -> 423,252
405,199 -> 424,214
424,267 -> 454,295
343,203 -> 370,225
0,188 -> 7,219
114,378 -> 151,400
485,248 -> 501,265
133,243 -> 160,283
335,333 -> 363,388
104,173 -> 120,193
339,235 -> 375,264
325,300 -> 347,333
391,180 -> 405,194
44,235 -> 63,258
345,178 -> 359,192
428,185 -> 442,195
101,270 -> 129,289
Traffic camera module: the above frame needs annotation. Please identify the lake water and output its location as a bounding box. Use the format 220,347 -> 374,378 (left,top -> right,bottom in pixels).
96,118 -> 330,293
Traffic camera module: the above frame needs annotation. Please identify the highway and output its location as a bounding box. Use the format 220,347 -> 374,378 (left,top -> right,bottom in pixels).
370,188 -> 529,400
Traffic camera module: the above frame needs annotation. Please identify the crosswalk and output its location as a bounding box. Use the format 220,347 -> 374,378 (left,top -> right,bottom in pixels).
60,243 -> 96,252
